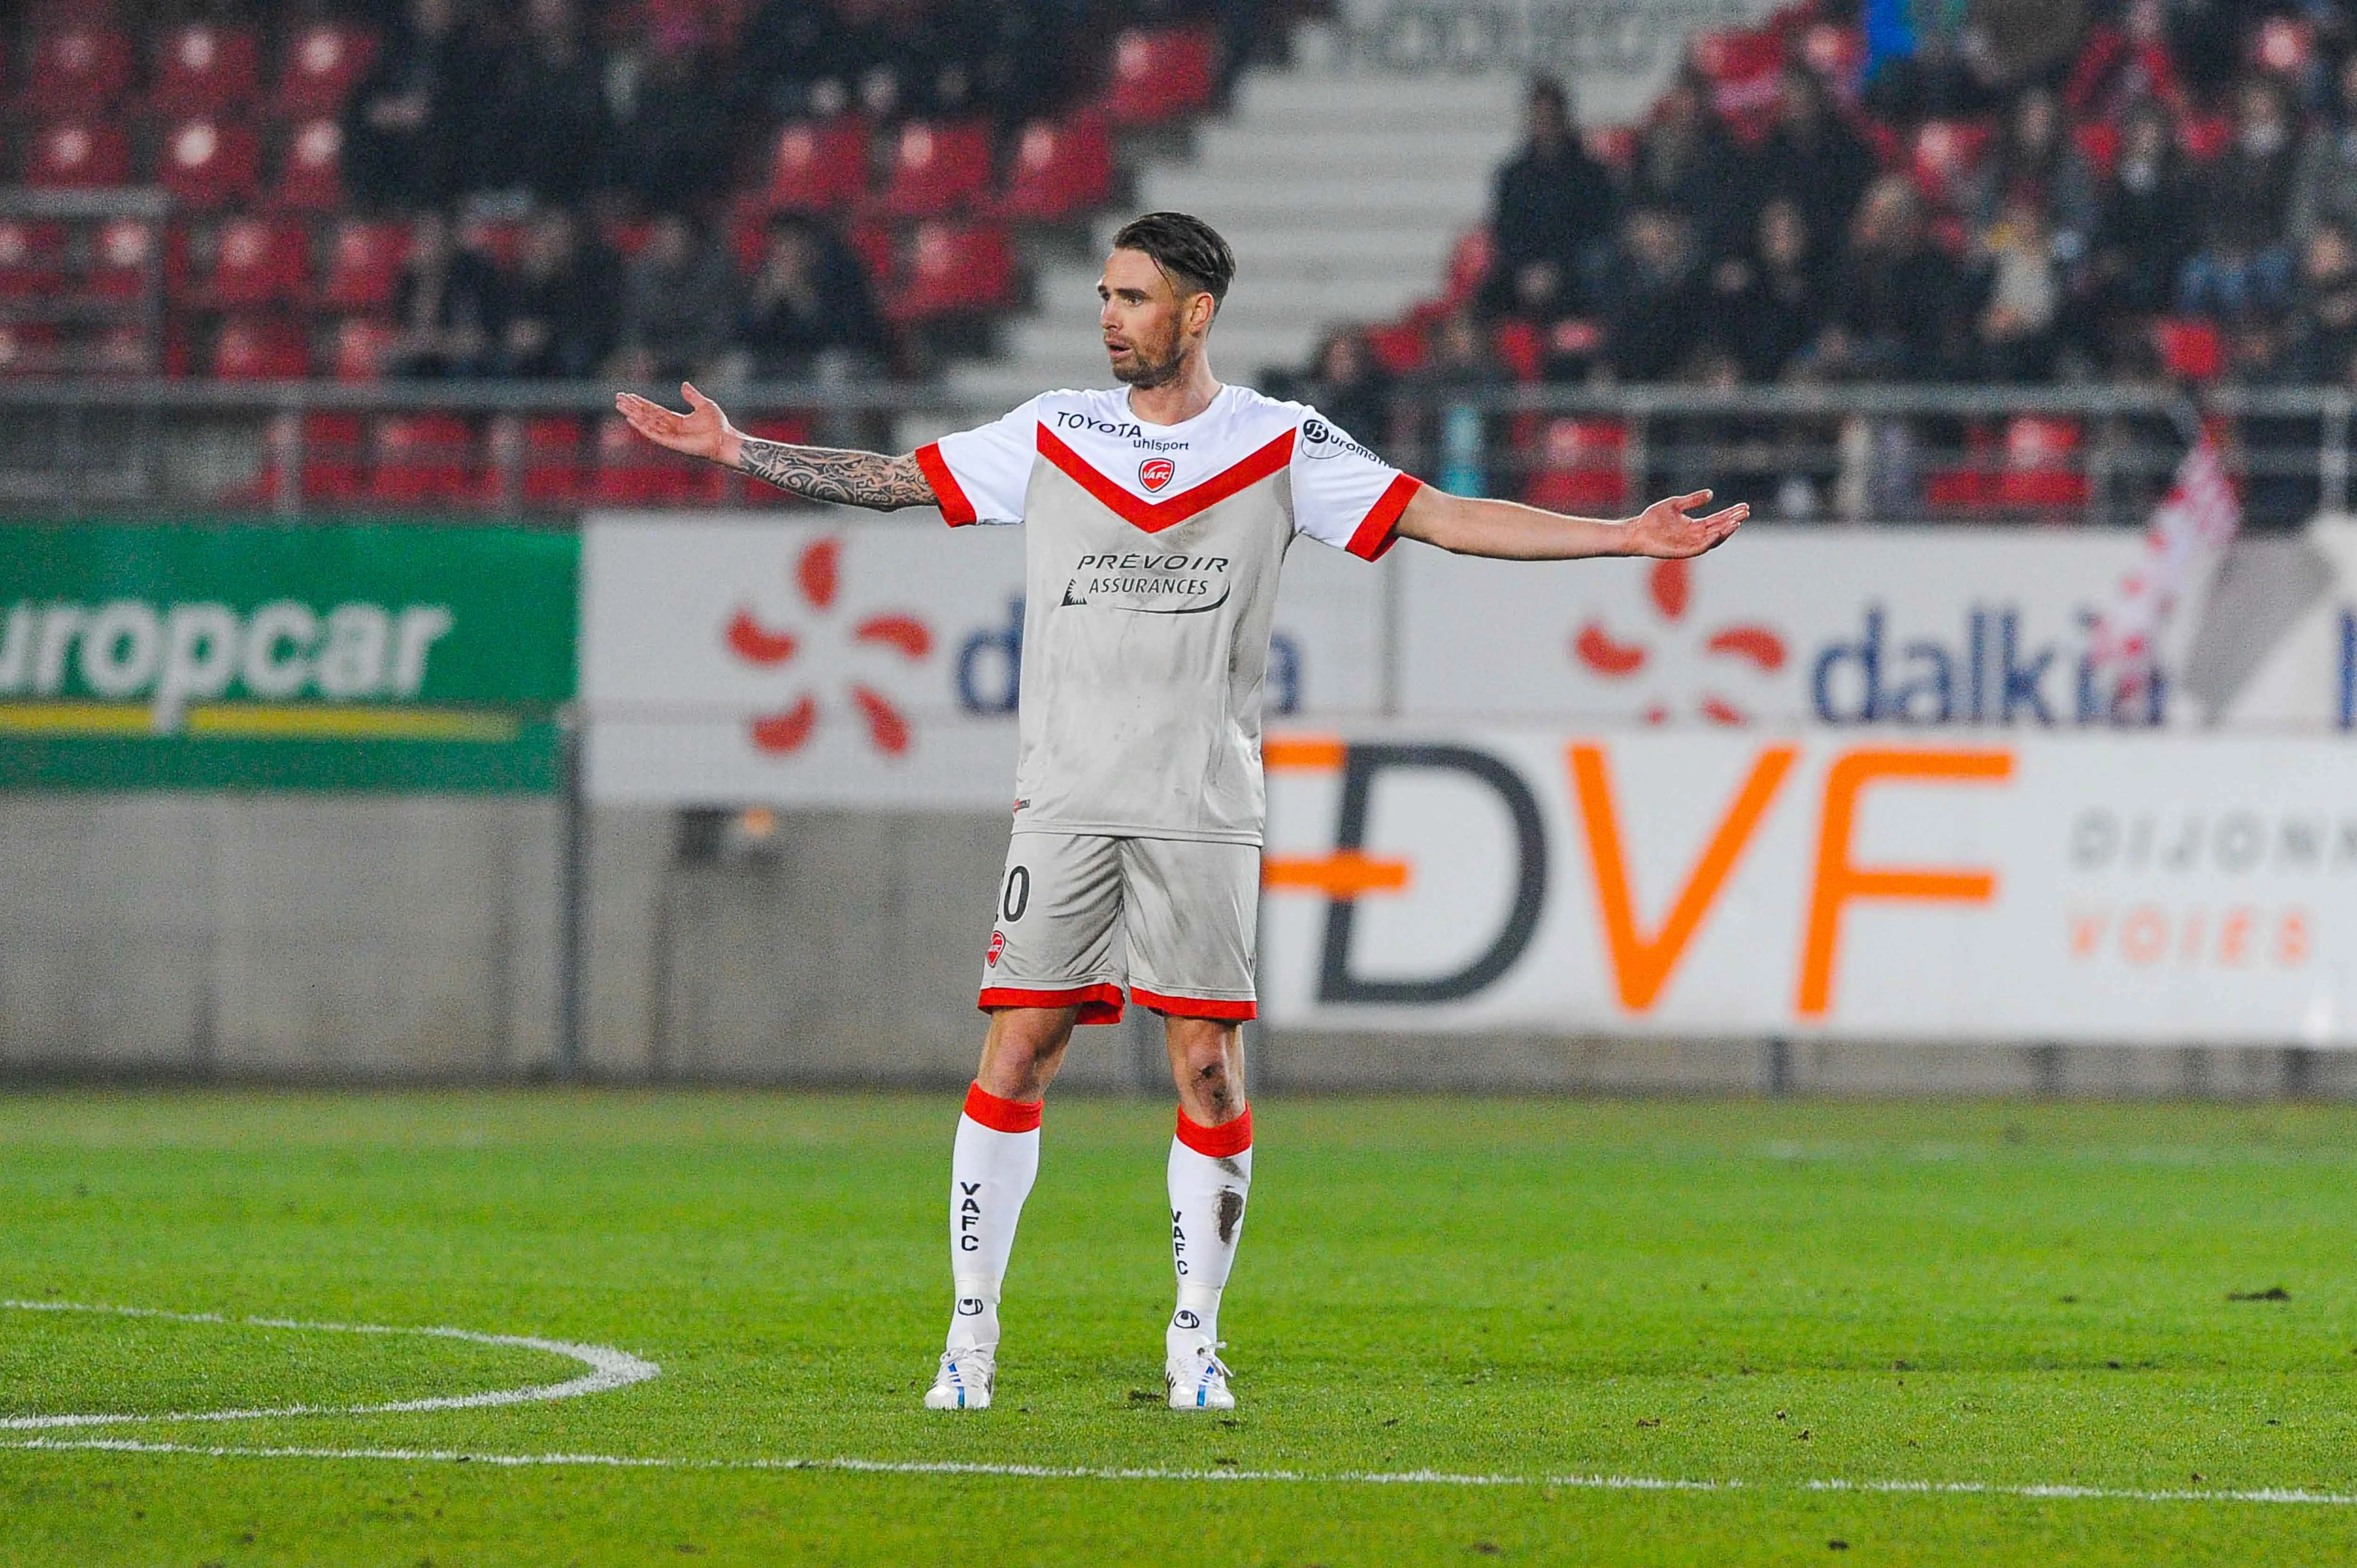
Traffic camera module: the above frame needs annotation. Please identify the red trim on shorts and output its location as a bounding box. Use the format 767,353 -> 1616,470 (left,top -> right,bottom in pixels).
978,982 -> 1127,1025
963,1081 -> 1043,1133
1176,1104 -> 1253,1157
1346,473 -> 1423,560
914,442 -> 977,525
1131,985 -> 1257,1022
1035,426 -> 1294,534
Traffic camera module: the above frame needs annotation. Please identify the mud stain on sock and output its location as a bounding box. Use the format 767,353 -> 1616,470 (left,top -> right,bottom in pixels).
1216,1186 -> 1245,1244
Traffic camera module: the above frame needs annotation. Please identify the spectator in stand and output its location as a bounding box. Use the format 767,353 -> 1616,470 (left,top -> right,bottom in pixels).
2092,99 -> 2195,323
487,208 -> 621,378
2179,76 -> 2300,318
1479,77 -> 1617,323
1812,175 -> 1963,380
1966,87 -> 2098,266
2291,55 -> 2357,251
1307,328 -> 1394,455
733,0 -> 860,117
463,0 -> 610,205
2288,224 -> 2357,383
343,0 -> 483,211
1609,209 -> 1710,381
1745,66 -> 1873,274
1970,193 -> 2064,381
616,214 -> 742,382
387,211 -> 497,377
2065,0 -> 2186,123
1729,197 -> 1828,382
741,214 -> 891,380
610,21 -> 730,213
1629,73 -> 1749,263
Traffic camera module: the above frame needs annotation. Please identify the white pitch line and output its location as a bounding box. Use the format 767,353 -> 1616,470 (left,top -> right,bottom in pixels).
2,1438 -> 2352,1509
0,1300 -> 659,1430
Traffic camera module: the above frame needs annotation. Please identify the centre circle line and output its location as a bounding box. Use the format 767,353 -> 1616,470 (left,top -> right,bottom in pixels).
0,1299 -> 659,1431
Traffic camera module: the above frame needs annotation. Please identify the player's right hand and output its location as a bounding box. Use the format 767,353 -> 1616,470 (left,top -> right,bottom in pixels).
615,382 -> 741,468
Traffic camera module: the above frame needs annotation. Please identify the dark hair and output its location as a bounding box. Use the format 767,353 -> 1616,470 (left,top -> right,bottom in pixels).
1111,212 -> 1235,308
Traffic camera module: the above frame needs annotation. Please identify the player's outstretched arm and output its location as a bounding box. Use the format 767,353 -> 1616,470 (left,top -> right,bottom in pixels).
1392,485 -> 1747,561
613,383 -> 938,511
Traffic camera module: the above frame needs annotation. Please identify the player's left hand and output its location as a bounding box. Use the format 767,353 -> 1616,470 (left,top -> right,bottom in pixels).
1624,491 -> 1747,559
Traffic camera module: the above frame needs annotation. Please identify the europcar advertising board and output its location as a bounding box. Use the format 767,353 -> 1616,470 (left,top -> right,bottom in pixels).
1261,729 -> 2357,1045
582,514 -> 1378,806
0,524 -> 576,790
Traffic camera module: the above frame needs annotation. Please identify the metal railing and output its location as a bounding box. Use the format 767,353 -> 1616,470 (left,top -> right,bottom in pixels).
0,378 -> 2343,528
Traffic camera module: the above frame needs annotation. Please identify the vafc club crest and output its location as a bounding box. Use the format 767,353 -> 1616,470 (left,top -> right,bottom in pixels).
986,930 -> 1006,968
1138,457 -> 1175,493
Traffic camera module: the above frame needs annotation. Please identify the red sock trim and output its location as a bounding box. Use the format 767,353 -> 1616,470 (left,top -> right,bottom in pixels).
964,1082 -> 1043,1134
1176,1104 -> 1252,1158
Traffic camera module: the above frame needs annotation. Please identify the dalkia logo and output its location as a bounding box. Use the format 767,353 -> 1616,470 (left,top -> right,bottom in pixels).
1571,558 -> 1786,723
1139,457 -> 1175,493
723,536 -> 933,756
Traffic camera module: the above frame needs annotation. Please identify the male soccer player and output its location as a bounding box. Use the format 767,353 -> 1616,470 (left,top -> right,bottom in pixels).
617,212 -> 1744,1413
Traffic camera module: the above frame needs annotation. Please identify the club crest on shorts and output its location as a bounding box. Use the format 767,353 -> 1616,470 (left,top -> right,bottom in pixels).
1138,457 -> 1175,493
986,930 -> 1005,968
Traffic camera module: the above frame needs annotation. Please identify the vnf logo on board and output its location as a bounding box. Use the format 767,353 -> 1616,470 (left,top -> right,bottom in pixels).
1259,730 -> 2357,1046
0,598 -> 455,733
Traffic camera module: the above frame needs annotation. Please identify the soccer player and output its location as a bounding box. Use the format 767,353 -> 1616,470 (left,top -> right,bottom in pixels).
616,212 -> 1744,1413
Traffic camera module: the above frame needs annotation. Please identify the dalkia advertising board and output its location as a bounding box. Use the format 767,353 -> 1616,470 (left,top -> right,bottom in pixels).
0,524 -> 577,791
582,514 -> 1378,807
1262,730 -> 2357,1045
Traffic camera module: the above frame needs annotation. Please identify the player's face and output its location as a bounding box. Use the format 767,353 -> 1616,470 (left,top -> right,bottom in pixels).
1098,248 -> 1197,389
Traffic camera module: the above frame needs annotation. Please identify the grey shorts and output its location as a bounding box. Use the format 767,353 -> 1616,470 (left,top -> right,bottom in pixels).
977,831 -> 1259,1025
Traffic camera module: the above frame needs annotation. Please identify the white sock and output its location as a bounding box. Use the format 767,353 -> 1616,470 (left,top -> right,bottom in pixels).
1167,1105 -> 1253,1362
946,1083 -> 1041,1356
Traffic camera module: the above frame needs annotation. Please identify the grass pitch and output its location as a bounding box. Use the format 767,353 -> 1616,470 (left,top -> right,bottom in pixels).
2,1091 -> 2356,1565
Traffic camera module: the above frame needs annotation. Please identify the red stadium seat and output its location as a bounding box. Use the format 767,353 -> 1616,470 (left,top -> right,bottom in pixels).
160,118 -> 261,209
275,23 -> 378,116
2156,317 -> 2224,381
1995,416 -> 2088,510
1101,27 -> 1215,126
886,221 -> 1015,321
151,24 -> 260,115
18,26 -> 132,114
0,221 -> 66,299
1582,124 -> 1640,174
1000,115 -> 1110,220
459,216 -> 527,271
2177,111 -> 2230,163
762,117 -> 869,212
593,415 -> 724,506
203,217 -> 308,307
321,219 -> 409,311
1523,419 -> 1629,512
26,0 -> 117,28
86,323 -> 152,376
330,317 -> 397,381
1911,120 -> 1993,204
252,411 -> 368,505
512,415 -> 587,505
0,325 -> 63,377
1490,318 -> 1542,382
1442,228 -> 1493,307
874,121 -> 994,217
88,216 -> 157,299
371,413 -> 478,505
212,316 -> 309,379
2073,120 -> 2121,179
272,118 -> 345,212
24,121 -> 130,189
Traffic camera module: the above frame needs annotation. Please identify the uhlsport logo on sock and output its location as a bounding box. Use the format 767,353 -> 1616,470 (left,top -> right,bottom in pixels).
956,1297 -> 986,1316
1173,1309 -> 1201,1329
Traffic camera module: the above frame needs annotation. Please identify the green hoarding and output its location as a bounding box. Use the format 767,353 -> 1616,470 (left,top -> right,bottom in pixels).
0,522 -> 577,791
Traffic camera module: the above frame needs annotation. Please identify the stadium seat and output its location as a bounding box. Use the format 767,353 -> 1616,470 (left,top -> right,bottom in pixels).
258,410 -> 367,504
212,316 -> 309,380
1000,115 -> 1111,221
2156,317 -> 2224,381
151,24 -> 260,115
272,117 -> 345,212
886,222 -> 1015,320
593,413 -> 725,505
1690,27 -> 1784,140
328,317 -> 397,381
1582,124 -> 1639,174
24,121 -> 131,189
203,217 -> 309,308
1995,416 -> 2089,510
2177,111 -> 2230,162
274,23 -> 377,116
320,219 -> 409,311
515,414 -> 588,505
0,325 -> 62,376
86,323 -> 152,376
160,118 -> 262,208
1911,120 -> 1994,203
460,217 -> 527,271
1101,27 -> 1215,126
1523,419 -> 1629,512
761,118 -> 869,212
874,121 -> 994,217
2073,120 -> 2122,179
0,221 -> 65,299
1442,228 -> 1493,307
370,412 -> 478,505
1490,318 -> 1542,382
18,26 -> 132,114
87,216 -> 157,299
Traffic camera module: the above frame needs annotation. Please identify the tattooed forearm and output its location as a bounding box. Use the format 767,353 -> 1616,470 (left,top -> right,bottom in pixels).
733,440 -> 937,510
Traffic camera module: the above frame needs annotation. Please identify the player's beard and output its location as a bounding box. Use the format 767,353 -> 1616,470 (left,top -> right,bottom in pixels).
1111,324 -> 1185,388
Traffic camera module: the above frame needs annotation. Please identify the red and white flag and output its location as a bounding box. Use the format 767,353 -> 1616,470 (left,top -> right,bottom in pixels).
2089,426 -> 2240,678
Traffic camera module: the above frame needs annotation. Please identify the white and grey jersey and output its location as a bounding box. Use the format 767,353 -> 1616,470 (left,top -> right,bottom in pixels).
916,384 -> 1419,844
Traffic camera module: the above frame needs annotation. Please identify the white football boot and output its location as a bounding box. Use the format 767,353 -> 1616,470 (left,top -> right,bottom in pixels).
1165,1341 -> 1235,1411
923,1348 -> 995,1410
